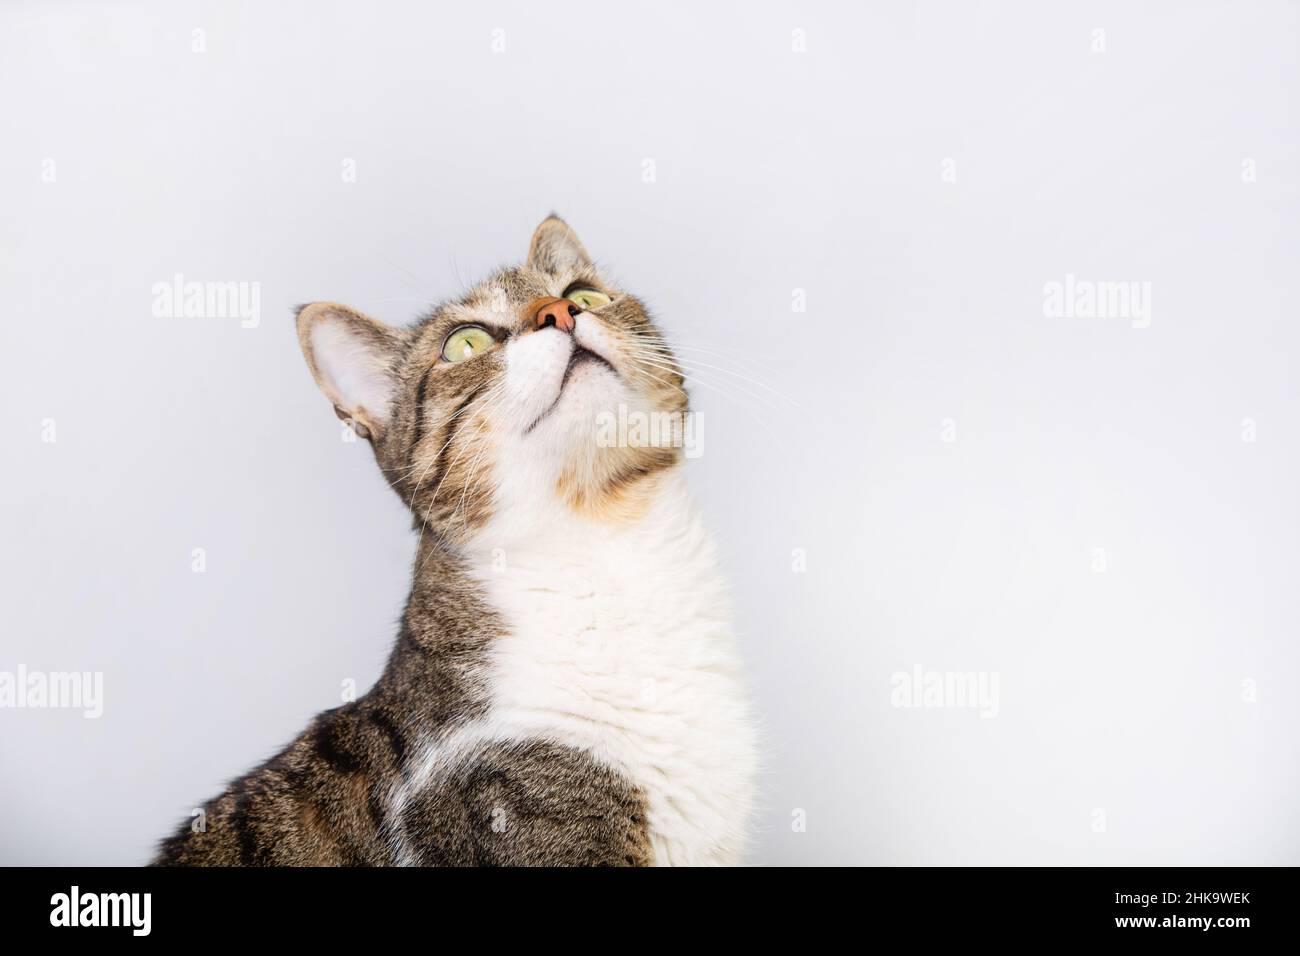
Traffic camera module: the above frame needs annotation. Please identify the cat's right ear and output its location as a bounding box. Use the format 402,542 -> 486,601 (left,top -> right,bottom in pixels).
296,302 -> 404,441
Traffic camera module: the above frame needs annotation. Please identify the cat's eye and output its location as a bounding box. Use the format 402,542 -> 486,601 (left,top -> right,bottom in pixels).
441,325 -> 494,363
567,289 -> 612,311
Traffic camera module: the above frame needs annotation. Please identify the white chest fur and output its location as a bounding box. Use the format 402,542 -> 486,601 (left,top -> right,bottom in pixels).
465,472 -> 757,865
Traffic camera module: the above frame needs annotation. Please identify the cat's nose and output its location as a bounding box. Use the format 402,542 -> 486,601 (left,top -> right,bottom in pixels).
528,296 -> 578,334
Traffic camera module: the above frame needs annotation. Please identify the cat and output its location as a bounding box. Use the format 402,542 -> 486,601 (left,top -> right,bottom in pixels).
153,216 -> 756,866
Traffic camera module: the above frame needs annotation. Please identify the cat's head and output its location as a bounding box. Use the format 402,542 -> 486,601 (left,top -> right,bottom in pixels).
296,216 -> 687,542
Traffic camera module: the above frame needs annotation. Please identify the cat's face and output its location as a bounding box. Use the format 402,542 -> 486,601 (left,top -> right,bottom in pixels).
297,217 -> 686,542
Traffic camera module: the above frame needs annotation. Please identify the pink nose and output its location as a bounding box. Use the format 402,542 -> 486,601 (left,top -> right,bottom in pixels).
529,296 -> 578,334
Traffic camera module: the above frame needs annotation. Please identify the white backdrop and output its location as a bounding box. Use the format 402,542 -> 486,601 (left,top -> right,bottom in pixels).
2,1 -> 1297,865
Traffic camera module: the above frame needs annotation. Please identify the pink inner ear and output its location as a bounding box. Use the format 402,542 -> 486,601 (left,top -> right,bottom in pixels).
312,317 -> 395,423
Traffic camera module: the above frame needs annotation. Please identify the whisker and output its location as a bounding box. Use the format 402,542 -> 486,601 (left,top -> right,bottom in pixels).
626,352 -> 783,411
393,385 -> 502,486
625,342 -> 791,394
623,360 -> 791,451
410,410 -> 497,580
665,358 -> 801,409
667,343 -> 785,376
407,384 -> 506,576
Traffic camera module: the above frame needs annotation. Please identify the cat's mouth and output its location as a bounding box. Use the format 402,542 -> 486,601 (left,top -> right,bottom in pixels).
562,345 -> 616,387
522,344 -> 618,434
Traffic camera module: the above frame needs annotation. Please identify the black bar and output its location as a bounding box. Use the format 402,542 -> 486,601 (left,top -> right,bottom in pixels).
0,866 -> 1290,942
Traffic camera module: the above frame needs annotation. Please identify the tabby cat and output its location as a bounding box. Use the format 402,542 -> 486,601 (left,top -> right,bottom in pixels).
153,217 -> 756,866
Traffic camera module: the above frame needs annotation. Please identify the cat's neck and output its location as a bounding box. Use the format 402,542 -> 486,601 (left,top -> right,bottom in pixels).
406,465 -> 723,620
481,465 -> 707,566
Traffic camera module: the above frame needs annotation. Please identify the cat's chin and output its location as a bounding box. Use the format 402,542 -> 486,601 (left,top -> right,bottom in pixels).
516,354 -> 621,438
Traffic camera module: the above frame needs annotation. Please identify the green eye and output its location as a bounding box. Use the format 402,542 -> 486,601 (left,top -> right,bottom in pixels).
441,325 -> 494,363
567,289 -> 612,311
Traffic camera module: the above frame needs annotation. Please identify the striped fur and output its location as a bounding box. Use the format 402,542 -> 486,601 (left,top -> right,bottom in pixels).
154,217 -> 754,867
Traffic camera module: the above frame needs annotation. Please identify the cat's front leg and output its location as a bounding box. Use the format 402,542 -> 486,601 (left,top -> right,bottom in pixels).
392,738 -> 653,867
154,702 -> 404,866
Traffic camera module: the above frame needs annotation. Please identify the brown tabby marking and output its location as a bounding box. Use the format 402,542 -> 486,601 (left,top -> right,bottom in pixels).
154,216 -> 680,866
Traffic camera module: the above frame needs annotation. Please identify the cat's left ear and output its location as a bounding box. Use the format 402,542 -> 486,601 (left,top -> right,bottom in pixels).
296,302 -> 404,441
527,214 -> 592,273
